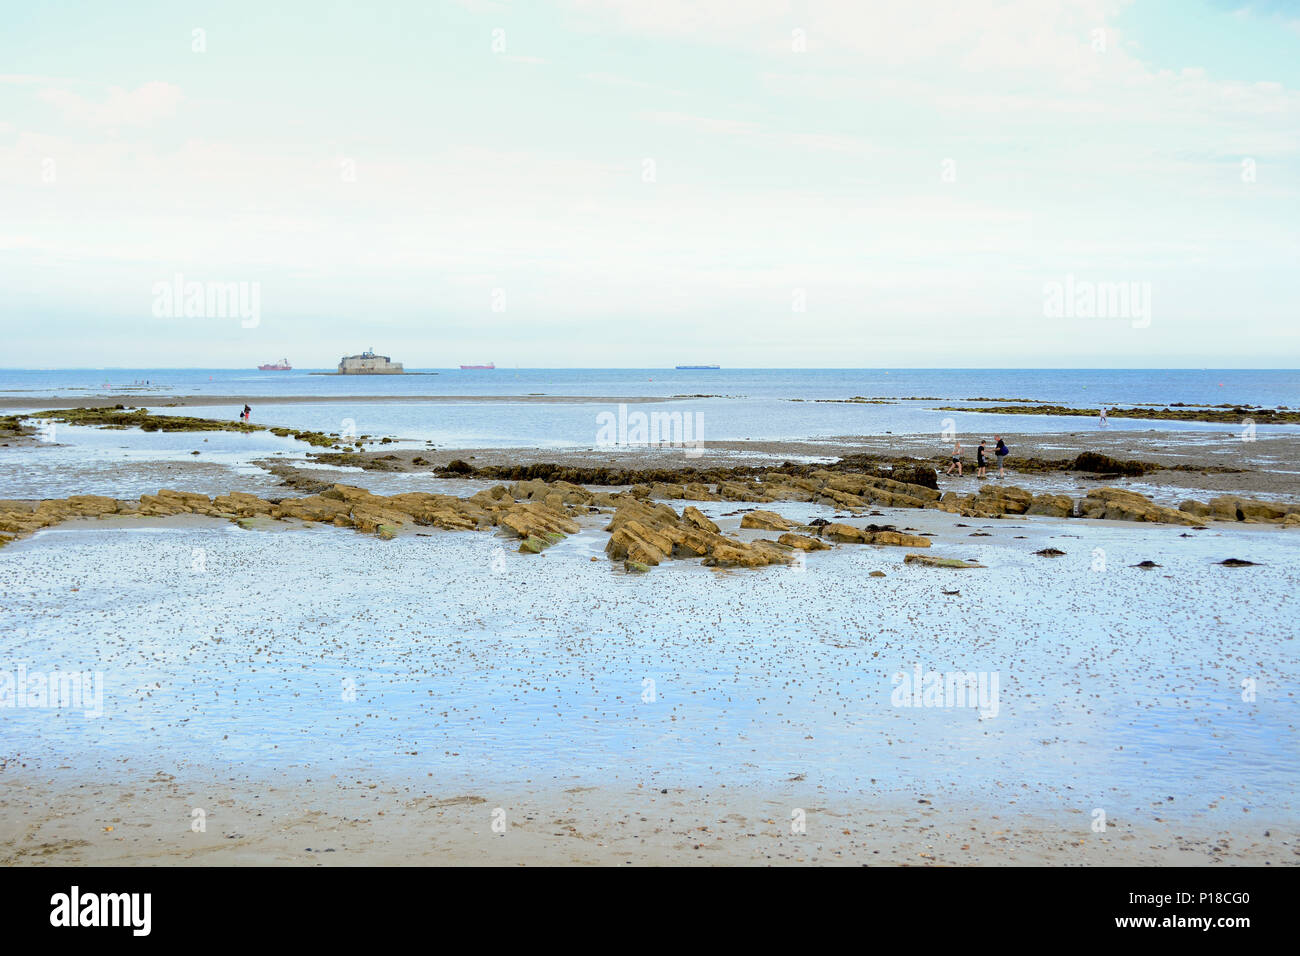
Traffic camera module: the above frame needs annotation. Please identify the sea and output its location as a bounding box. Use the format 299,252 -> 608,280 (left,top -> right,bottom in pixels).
2,368 -> 1297,447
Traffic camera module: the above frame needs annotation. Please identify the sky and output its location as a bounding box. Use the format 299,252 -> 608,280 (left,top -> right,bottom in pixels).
1,0 -> 1297,368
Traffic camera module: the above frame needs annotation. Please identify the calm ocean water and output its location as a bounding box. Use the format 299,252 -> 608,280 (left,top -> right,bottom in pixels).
2,367 -> 1297,405
4,368 -> 1297,445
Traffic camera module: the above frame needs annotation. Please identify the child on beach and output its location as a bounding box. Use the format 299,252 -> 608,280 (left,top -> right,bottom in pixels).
242,404 -> 252,423
945,440 -> 963,476
994,436 -> 1008,476
976,441 -> 988,478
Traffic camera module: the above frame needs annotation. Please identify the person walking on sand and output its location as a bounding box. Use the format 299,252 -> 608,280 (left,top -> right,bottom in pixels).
976,440 -> 988,479
945,440 -> 963,476
1099,405 -> 1108,428
994,436 -> 1009,477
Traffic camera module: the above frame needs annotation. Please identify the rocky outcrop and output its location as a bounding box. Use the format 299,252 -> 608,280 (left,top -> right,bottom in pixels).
682,506 -> 720,534
213,492 -> 274,516
2,475 -> 1295,563
1026,493 -> 1074,518
1078,488 -> 1200,525
813,471 -> 939,509
498,502 -> 580,541
740,510 -> 797,531
904,554 -> 986,568
604,499 -> 791,569
1070,452 -> 1150,476
1191,495 -> 1296,523
940,484 -> 1037,518
931,483 -> 1294,526
1,494 -> 131,539
717,481 -> 773,503
820,523 -> 931,548
682,483 -> 721,501
777,532 -> 831,551
934,403 -> 1300,426
606,521 -> 673,566
139,489 -> 217,516
975,485 -> 1033,514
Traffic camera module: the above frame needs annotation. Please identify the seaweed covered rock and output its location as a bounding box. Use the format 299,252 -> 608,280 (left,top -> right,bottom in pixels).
1071,452 -> 1151,476
889,464 -> 939,490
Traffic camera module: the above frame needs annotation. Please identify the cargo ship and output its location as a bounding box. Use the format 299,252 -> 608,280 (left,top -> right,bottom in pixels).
675,364 -> 719,370
459,362 -> 495,370
258,358 -> 292,371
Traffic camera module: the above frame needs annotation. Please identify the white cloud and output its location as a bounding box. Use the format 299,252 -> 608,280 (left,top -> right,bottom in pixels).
579,71 -> 684,96
38,81 -> 183,128
646,110 -> 763,136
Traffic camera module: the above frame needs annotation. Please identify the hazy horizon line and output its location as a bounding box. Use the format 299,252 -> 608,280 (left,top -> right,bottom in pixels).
2,366 -> 1295,373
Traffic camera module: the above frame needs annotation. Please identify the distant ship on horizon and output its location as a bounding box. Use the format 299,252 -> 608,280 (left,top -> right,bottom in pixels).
675,364 -> 720,370
459,362 -> 495,370
258,358 -> 292,371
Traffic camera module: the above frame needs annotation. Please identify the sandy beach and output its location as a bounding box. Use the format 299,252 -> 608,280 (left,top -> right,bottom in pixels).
4,773 -> 1291,866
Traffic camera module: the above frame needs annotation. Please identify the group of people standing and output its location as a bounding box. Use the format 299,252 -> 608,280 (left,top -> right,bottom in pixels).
945,436 -> 1009,479
940,405 -> 1109,481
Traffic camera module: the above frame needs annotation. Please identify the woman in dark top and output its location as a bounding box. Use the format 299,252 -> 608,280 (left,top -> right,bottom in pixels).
994,436 -> 1008,477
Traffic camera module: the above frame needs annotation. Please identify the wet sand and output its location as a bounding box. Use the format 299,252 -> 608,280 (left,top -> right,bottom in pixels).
1,505 -> 1295,866
2,773 -> 1290,866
